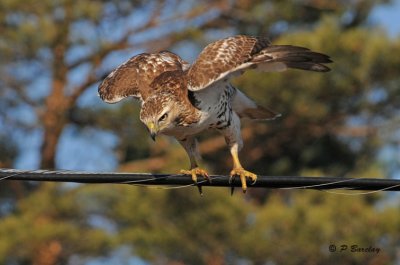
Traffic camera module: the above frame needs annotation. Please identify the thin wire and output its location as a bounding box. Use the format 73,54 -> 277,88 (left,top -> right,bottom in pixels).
127,175 -> 226,190
120,175 -> 172,184
156,175 -> 227,190
0,169 -> 170,184
2,168 -> 400,196
126,176 -> 400,195
0,169 -> 28,181
278,177 -> 362,190
322,183 -> 400,195
128,177 -> 400,193
0,169 -> 218,189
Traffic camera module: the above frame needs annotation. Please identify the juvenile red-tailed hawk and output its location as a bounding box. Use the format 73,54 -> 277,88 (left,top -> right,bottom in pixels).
98,35 -> 331,193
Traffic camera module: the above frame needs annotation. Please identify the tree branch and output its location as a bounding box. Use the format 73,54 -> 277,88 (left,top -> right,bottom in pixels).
67,1 -> 229,71
1,76 -> 38,107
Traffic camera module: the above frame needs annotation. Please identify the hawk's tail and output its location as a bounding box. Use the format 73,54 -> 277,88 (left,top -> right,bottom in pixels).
252,45 -> 332,72
232,89 -> 281,121
238,105 -> 281,120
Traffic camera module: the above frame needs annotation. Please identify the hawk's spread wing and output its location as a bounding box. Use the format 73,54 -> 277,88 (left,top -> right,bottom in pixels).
98,51 -> 189,103
187,35 -> 332,92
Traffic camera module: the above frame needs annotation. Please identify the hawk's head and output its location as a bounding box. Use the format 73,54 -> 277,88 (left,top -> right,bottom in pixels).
140,92 -> 181,140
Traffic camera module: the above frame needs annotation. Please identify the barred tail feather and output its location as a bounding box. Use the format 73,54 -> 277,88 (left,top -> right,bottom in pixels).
239,105 -> 281,120
232,89 -> 281,120
252,45 -> 332,73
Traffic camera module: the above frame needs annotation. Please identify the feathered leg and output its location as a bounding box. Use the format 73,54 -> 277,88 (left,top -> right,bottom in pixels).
178,137 -> 210,194
218,112 -> 257,193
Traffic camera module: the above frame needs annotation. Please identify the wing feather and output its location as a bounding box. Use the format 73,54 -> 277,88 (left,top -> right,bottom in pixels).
187,35 -> 265,91
98,51 -> 189,103
187,35 -> 332,92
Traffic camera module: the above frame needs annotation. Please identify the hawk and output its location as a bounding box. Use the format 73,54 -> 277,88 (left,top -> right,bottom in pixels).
98,35 -> 331,193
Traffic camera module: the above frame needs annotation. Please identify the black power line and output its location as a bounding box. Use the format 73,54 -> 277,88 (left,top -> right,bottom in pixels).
1,168 -> 400,192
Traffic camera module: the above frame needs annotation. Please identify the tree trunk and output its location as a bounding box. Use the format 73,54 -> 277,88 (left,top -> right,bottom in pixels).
33,240 -> 62,265
39,58 -> 69,169
40,95 -> 68,169
40,21 -> 70,169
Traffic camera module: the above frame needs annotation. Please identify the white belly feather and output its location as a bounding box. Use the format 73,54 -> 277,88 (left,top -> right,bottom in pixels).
163,81 -> 234,139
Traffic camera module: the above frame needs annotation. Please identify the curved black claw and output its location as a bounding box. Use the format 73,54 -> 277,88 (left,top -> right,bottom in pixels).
197,184 -> 203,196
251,178 -> 257,185
229,175 -> 236,196
230,168 -> 257,193
180,168 -> 209,196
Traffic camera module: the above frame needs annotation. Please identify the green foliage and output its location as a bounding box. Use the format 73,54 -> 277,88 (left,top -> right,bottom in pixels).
240,189 -> 399,265
0,183 -> 114,264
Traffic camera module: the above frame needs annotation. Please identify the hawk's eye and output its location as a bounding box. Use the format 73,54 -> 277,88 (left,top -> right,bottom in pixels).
159,113 -> 168,122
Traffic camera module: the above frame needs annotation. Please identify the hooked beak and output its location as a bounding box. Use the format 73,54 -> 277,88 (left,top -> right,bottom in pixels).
150,131 -> 157,141
147,122 -> 158,142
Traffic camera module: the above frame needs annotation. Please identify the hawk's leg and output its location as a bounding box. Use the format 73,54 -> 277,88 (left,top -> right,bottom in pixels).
178,137 -> 210,193
219,113 -> 257,193
228,142 -> 257,193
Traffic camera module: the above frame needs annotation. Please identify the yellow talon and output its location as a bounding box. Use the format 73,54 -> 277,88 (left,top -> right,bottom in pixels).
180,167 -> 210,195
230,168 -> 257,193
180,167 -> 210,184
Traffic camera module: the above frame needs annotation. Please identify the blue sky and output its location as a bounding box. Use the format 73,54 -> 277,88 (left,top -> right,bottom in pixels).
369,0 -> 400,37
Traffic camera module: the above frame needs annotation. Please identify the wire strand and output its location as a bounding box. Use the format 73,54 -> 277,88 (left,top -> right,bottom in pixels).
322,183 -> 400,195
278,177 -> 361,190
2,168 -> 400,194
